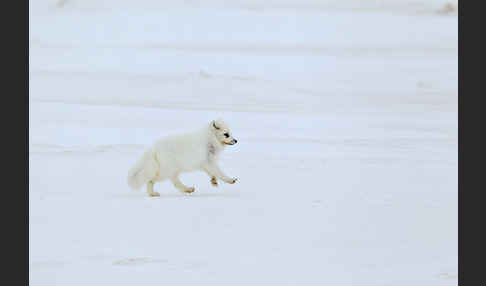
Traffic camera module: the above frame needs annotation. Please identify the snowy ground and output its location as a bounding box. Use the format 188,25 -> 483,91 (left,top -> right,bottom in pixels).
29,1 -> 458,285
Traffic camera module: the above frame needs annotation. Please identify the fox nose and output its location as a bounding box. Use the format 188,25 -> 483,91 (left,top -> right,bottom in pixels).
233,139 -> 237,144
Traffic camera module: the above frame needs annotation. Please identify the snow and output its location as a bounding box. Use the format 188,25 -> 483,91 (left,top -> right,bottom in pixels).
29,0 -> 458,285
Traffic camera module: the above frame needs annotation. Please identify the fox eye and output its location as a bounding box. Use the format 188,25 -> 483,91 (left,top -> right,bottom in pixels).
224,133 -> 229,138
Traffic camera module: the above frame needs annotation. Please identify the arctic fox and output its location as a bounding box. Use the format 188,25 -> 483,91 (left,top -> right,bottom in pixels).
127,119 -> 238,197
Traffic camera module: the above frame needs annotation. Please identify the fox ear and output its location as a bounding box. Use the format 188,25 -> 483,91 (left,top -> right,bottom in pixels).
212,120 -> 220,130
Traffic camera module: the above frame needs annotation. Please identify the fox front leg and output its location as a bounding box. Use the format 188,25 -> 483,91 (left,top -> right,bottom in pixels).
202,168 -> 219,187
203,163 -> 237,184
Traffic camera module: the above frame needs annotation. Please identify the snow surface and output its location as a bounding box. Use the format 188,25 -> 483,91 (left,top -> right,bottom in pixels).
30,0 -> 458,285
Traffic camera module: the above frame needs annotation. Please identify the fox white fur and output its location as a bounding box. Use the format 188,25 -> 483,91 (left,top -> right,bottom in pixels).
127,119 -> 238,197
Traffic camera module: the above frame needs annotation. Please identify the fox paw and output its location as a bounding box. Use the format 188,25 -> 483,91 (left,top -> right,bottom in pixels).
183,187 -> 195,193
211,177 -> 218,187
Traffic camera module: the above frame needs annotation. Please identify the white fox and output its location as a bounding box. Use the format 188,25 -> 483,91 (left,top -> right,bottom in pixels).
127,119 -> 238,197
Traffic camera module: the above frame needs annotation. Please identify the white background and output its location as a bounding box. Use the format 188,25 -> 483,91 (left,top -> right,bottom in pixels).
30,0 -> 458,285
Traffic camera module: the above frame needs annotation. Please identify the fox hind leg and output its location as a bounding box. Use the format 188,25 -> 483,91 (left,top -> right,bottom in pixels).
171,176 -> 195,193
147,180 -> 160,197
